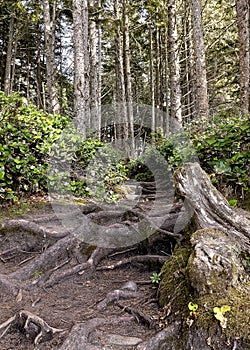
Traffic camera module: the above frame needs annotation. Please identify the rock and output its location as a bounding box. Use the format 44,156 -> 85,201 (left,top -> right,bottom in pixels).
91,331 -> 142,346
121,281 -> 138,292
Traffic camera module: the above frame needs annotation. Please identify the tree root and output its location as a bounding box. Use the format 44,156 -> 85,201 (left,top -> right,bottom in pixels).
0,274 -> 19,295
175,162 -> 250,249
0,219 -> 69,239
97,254 -> 168,271
0,310 -> 66,345
136,322 -> 181,350
9,235 -> 79,282
96,289 -> 141,311
58,316 -> 135,350
40,247 -> 113,288
116,302 -> 155,329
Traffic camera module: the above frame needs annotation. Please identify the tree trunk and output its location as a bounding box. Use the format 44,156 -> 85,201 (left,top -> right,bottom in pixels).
4,15 -> 15,96
155,25 -> 160,112
168,0 -> 182,129
43,0 -> 60,114
123,0 -> 135,157
158,162 -> 250,349
190,0 -> 209,120
175,162 -> 250,250
114,0 -> 128,145
72,0 -> 90,136
149,24 -> 155,134
97,0 -> 102,137
236,0 -> 250,115
36,22 -> 44,111
89,0 -> 100,135
163,26 -> 170,134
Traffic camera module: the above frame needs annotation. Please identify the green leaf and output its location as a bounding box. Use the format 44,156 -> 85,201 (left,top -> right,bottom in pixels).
221,305 -> 231,313
188,302 -> 198,311
228,199 -> 237,207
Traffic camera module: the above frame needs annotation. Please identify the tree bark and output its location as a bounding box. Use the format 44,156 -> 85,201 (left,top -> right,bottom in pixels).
123,0 -> 135,157
190,0 -> 209,120
236,0 -> 250,114
89,0 -> 100,135
43,0 -> 60,114
149,24 -> 156,134
174,162 -> 250,250
114,0 -> 128,145
4,15 -> 15,96
168,0 -> 182,129
72,0 -> 90,136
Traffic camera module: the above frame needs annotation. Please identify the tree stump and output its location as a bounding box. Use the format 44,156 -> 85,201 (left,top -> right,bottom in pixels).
158,162 -> 250,350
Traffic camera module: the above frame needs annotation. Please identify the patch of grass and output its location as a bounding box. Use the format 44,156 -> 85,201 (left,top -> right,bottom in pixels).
0,196 -> 49,220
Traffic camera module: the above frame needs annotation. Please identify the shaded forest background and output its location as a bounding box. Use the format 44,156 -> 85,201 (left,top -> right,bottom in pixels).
0,0 -> 249,203
1,0 -> 249,121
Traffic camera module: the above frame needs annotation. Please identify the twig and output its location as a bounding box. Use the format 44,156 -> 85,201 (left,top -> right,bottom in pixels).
97,255 -> 168,271
108,247 -> 137,257
116,302 -> 155,328
18,255 -> 35,266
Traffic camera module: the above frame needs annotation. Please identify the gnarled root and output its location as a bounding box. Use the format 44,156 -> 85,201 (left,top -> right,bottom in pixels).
0,310 -> 66,345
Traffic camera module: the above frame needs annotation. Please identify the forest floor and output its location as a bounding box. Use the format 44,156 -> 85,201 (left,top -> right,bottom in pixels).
0,192 -> 173,350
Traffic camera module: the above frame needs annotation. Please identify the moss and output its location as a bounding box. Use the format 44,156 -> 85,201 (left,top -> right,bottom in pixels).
0,198 -> 49,220
159,245 -> 192,317
159,240 -> 250,344
195,286 -> 250,341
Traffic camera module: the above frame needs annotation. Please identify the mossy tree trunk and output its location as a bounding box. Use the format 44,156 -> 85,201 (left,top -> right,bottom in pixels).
158,162 -> 250,350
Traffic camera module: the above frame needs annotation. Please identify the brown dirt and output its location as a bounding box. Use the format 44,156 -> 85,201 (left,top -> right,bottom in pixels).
0,201 -> 167,349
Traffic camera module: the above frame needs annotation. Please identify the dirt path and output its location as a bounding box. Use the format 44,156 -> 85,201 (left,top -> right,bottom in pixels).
0,182 -> 179,349
0,232 -> 159,349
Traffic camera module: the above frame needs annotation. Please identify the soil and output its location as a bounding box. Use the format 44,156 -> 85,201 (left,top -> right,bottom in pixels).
0,199 -> 170,350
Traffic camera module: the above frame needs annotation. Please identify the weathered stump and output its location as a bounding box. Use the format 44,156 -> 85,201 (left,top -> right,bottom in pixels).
158,162 -> 250,350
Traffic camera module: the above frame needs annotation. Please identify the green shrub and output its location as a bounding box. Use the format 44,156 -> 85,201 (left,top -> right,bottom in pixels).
75,142 -> 128,202
154,112 -> 249,198
47,134 -> 128,202
0,92 -> 69,201
191,113 -> 250,196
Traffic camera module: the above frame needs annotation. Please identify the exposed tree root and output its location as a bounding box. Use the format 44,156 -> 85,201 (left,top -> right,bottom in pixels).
41,247 -> 113,288
97,254 -> 168,271
1,163 -> 250,349
0,310 -> 66,345
116,302 -> 155,329
0,219 -> 69,239
0,274 -> 19,295
9,235 -> 79,282
96,289 -> 140,311
58,316 -> 135,350
136,322 -> 181,350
